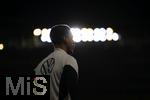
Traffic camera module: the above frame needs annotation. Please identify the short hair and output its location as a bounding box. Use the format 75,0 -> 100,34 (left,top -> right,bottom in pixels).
50,24 -> 71,45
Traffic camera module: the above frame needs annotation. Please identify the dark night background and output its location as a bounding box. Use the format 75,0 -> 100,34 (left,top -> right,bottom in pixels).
0,0 -> 150,100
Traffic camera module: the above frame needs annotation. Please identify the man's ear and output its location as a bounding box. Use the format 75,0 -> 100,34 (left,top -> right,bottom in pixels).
63,36 -> 68,44
63,36 -> 69,43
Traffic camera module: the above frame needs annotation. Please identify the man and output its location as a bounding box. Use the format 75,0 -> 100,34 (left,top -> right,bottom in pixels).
34,24 -> 79,100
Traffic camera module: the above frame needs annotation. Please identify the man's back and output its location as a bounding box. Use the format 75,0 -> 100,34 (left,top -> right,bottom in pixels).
34,48 -> 78,100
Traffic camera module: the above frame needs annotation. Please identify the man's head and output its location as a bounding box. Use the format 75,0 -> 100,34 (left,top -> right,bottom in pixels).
50,24 -> 75,54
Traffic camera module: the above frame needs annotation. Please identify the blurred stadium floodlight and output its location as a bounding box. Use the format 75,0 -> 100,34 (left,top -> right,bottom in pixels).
0,43 -> 4,50
33,27 -> 120,43
40,28 -> 51,42
93,28 -> 106,42
33,28 -> 41,36
112,33 -> 119,41
106,27 -> 113,41
70,28 -> 82,42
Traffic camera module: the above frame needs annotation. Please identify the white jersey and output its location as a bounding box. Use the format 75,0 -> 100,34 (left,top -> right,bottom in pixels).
34,48 -> 78,100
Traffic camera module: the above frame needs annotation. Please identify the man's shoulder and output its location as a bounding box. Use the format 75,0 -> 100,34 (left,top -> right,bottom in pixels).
65,54 -> 78,73
66,54 -> 77,63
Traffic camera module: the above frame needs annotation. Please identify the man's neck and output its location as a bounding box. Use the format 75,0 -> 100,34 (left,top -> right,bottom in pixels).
55,44 -> 67,53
